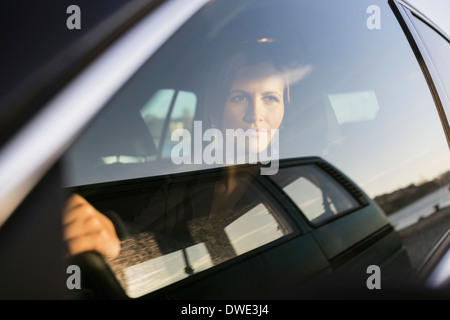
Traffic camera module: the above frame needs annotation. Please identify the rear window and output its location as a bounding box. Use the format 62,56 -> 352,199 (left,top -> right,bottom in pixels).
89,170 -> 294,298
269,164 -> 361,226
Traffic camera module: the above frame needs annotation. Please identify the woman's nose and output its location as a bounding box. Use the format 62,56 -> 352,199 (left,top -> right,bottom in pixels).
243,97 -> 264,124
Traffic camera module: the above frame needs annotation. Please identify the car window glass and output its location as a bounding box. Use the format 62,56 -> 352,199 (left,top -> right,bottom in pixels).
139,89 -> 174,152
162,90 -> 196,159
99,171 -> 293,298
62,0 -> 450,277
269,165 -> 361,226
140,89 -> 197,160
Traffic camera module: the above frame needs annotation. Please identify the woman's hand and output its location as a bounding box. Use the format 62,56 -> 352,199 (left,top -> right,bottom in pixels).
63,194 -> 121,260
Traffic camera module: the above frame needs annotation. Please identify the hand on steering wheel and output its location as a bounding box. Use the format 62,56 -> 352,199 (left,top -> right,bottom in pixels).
63,194 -> 121,260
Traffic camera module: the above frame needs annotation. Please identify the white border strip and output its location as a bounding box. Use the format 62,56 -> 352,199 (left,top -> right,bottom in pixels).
0,0 -> 207,228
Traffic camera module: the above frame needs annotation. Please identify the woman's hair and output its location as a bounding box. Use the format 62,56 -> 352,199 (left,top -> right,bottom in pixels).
203,43 -> 291,128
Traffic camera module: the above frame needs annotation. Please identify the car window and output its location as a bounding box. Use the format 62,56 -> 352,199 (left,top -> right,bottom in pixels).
269,164 -> 361,226
139,89 -> 197,160
62,0 -> 450,285
89,170 -> 294,298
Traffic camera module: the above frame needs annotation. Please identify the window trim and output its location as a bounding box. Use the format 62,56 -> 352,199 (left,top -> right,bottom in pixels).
394,0 -> 450,43
390,0 -> 450,150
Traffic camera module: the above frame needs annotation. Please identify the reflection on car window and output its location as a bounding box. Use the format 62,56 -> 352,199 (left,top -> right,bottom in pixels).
408,12 -> 450,126
62,0 -> 450,282
225,203 -> 286,255
139,89 -> 174,152
140,89 -> 197,160
270,165 -> 360,226
100,171 -> 292,298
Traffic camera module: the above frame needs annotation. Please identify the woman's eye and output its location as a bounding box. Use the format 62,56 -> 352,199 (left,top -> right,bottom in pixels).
262,96 -> 279,104
230,95 -> 248,103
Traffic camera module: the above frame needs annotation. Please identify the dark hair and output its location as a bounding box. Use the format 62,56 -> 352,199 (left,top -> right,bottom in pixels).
203,43 -> 291,127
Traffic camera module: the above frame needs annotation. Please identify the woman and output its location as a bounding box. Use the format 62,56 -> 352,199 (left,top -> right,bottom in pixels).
63,43 -> 305,260
205,43 -> 290,161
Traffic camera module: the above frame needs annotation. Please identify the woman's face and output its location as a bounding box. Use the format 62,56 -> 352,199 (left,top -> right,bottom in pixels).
222,62 -> 285,154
